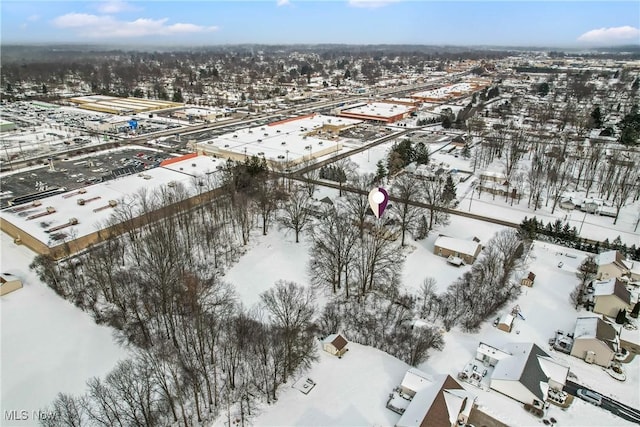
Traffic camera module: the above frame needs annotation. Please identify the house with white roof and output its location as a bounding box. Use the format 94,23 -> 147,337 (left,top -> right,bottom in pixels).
488,342 -> 569,407
570,316 -> 618,367
592,278 -> 631,317
433,236 -> 482,265
594,250 -> 630,280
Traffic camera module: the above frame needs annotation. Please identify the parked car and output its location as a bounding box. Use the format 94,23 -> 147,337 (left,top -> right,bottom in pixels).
576,388 -> 602,406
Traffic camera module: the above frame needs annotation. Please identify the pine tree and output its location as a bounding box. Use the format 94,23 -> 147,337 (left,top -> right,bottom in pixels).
375,160 -> 387,182
442,175 -> 457,204
615,309 -> 627,325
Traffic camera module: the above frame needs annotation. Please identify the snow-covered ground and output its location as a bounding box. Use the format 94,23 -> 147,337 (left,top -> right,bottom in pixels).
247,342 -> 409,427
0,232 -> 129,422
224,228 -> 313,309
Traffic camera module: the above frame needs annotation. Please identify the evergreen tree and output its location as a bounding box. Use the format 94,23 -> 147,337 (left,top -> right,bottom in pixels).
615,309 -> 627,325
441,175 -> 457,204
172,88 -> 184,103
375,160 -> 387,182
441,115 -> 452,129
590,106 -> 603,128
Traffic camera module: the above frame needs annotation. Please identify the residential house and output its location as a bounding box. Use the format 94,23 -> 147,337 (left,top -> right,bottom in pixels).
396,373 -> 477,427
322,333 -> 348,357
594,250 -> 630,280
433,236 -> 482,265
0,273 -> 22,296
489,342 -> 569,407
570,316 -> 618,367
592,278 -> 631,318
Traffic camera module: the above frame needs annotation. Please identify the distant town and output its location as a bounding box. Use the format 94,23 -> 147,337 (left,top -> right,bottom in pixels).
1,43 -> 639,427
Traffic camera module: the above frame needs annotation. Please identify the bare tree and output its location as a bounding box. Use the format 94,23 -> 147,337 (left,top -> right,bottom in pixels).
421,175 -> 449,231
260,281 -> 316,379
279,186 -> 311,243
392,174 -> 422,246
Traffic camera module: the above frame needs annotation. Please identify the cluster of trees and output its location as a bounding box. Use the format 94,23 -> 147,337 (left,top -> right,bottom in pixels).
519,216 -> 639,260
386,139 -> 430,176
320,292 -> 444,366
29,166 -> 320,425
419,229 -> 526,331
619,104 -> 640,146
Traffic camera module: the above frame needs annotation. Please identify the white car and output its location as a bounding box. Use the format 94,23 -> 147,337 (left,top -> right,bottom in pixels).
577,388 -> 602,406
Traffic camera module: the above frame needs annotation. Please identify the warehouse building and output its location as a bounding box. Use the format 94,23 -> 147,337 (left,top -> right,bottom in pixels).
337,102 -> 416,123
69,95 -> 182,115
196,113 -> 362,168
0,154 -> 225,259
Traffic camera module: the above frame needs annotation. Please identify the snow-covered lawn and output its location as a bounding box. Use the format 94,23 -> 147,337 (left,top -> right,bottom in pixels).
0,232 -> 129,422
248,342 -> 408,427
224,228 -> 313,309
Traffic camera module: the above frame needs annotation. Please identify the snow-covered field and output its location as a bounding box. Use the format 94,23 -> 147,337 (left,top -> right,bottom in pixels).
224,228 -> 313,309
0,233 -> 129,423
248,342 -> 409,427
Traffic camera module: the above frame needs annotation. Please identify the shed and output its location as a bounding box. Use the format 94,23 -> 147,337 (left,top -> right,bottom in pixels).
0,273 -> 23,296
497,314 -> 514,333
521,272 -> 536,287
322,333 -> 348,357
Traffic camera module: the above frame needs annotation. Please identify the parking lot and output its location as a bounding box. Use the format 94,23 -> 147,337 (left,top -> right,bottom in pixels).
0,146 -> 172,208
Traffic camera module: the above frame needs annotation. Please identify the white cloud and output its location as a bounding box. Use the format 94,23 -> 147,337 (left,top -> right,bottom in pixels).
96,1 -> 139,14
52,13 -> 218,38
577,26 -> 640,44
27,14 -> 40,22
347,0 -> 401,8
276,0 -> 291,6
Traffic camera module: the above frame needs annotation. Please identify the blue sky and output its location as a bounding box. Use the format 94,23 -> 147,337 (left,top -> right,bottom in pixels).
2,1 -> 639,46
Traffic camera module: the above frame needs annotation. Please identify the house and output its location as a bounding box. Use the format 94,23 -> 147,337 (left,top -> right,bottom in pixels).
521,271 -> 536,287
570,316 -> 618,367
489,342 -> 569,407
396,373 -> 477,427
594,250 -> 630,280
433,236 -> 482,265
592,278 -> 631,317
497,314 -> 514,332
0,273 -> 22,296
322,333 -> 348,357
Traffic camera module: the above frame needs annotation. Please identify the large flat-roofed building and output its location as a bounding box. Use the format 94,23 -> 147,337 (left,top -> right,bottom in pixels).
411,79 -> 490,102
69,95 -> 183,115
0,154 -> 225,259
338,102 -> 416,123
196,113 -> 362,168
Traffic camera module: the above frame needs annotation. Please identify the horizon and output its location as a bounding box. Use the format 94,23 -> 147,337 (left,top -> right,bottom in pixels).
1,0 -> 639,48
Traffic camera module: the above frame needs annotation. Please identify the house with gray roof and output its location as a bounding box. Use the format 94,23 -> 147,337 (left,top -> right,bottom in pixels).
592,278 -> 631,317
570,316 -> 619,367
488,342 -> 569,407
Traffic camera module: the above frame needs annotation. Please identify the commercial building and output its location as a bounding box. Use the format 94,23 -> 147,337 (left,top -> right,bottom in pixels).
69,95 -> 182,115
337,102 -> 416,123
196,113 -> 362,168
0,154 -> 225,259
411,79 -> 491,103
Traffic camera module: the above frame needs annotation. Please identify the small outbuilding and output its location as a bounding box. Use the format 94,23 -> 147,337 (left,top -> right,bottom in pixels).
497,314 -> 514,333
0,273 -> 23,296
322,333 -> 348,357
521,272 -> 536,287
